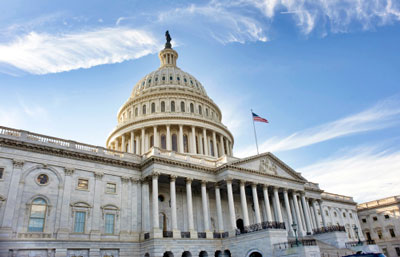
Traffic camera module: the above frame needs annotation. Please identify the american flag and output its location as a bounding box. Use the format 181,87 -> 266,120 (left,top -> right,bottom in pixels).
252,112 -> 269,123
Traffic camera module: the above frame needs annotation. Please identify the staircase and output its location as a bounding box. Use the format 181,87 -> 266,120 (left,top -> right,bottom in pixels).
316,239 -> 355,257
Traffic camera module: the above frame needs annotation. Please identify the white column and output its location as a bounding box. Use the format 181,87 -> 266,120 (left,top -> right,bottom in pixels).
90,172 -> 103,237
215,184 -> 224,232
263,185 -> 273,222
220,135 -> 225,156
198,134 -> 203,155
153,126 -> 158,148
131,179 -> 139,232
203,128 -> 208,155
251,184 -> 261,224
166,125 -> 171,151
120,177 -> 130,235
141,179 -> 150,233
240,181 -> 250,227
283,189 -> 294,235
170,175 -> 179,236
179,125 -> 184,153
186,178 -> 195,233
152,173 -> 159,230
56,167 -> 73,235
226,179 -> 236,229
293,193 -> 305,236
273,187 -> 283,222
201,181 -> 210,231
191,126 -> 196,154
312,200 -> 321,228
130,131 -> 135,153
306,199 -> 315,230
212,131 -> 218,157
301,194 -> 312,235
121,135 -> 126,152
141,128 -> 145,154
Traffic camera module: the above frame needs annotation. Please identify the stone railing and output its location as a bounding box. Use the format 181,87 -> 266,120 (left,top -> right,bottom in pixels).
213,232 -> 229,239
321,192 -> 354,203
197,232 -> 206,238
144,147 -> 224,167
144,232 -> 150,240
163,231 -> 173,238
274,239 -> 317,250
313,225 -> 346,234
181,231 -> 190,238
345,240 -> 376,248
0,126 -> 139,161
235,221 -> 286,236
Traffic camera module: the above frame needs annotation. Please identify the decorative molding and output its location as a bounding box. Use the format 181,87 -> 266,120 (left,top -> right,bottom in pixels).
94,172 -> 104,180
170,174 -> 177,181
121,176 -> 131,183
64,167 -> 74,176
12,159 -> 24,168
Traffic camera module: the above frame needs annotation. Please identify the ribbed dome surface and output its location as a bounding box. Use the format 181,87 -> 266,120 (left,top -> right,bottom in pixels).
131,66 -> 207,97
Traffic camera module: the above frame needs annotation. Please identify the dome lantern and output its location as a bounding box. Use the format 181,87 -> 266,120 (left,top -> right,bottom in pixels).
159,31 -> 178,67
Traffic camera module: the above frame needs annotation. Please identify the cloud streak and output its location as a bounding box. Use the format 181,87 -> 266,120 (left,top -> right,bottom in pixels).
0,27 -> 160,74
299,146 -> 400,202
236,96 -> 400,156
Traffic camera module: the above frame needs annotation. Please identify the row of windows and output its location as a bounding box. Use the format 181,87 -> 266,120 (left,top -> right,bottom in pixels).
27,197 -> 116,234
324,209 -> 353,219
361,214 -> 391,223
120,101 -> 218,122
137,74 -> 203,92
77,178 -> 116,194
0,167 -> 4,180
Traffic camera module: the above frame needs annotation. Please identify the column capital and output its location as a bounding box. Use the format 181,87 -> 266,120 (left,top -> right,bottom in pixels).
224,177 -> 233,183
170,175 -> 178,181
186,177 -> 193,183
263,184 -> 269,190
64,167 -> 75,176
251,183 -> 258,188
240,180 -> 247,186
201,180 -> 208,186
152,171 -> 161,178
121,176 -> 130,183
130,177 -> 140,183
94,172 -> 104,180
282,188 -> 289,193
12,159 -> 24,168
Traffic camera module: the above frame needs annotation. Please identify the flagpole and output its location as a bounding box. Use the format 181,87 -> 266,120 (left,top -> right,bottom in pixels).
251,109 -> 260,155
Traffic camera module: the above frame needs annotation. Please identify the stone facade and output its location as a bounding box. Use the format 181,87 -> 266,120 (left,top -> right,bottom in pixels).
0,40 -> 366,257
357,195 -> 400,257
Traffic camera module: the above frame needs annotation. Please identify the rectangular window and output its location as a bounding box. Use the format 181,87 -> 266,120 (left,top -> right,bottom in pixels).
105,214 -> 115,234
74,211 -> 86,233
377,230 -> 383,239
362,218 -> 367,223
77,179 -> 89,190
390,228 -> 396,238
395,247 -> 400,256
373,216 -> 378,221
106,183 -> 116,194
0,168 -> 4,179
385,214 -> 390,219
366,232 -> 371,241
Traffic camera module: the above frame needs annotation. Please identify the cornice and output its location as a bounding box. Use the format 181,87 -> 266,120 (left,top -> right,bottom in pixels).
321,196 -> 357,206
0,137 -> 141,170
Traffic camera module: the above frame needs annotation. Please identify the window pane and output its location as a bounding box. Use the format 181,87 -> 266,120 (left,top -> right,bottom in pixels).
105,214 -> 115,234
74,211 -> 86,233
32,198 -> 46,205
30,205 -> 46,218
106,183 -> 116,193
78,179 -> 88,189
28,218 -> 45,232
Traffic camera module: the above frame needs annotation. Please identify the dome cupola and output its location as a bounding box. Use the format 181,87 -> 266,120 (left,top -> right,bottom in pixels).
106,31 -> 234,158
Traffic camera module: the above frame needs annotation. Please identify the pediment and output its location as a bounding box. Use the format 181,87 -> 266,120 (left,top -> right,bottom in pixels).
229,152 -> 307,181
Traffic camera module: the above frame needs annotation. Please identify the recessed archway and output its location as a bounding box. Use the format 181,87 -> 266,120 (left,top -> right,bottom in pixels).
223,250 -> 231,257
248,252 -> 262,257
182,251 -> 192,257
199,251 -> 208,257
236,219 -> 244,233
163,251 -> 174,257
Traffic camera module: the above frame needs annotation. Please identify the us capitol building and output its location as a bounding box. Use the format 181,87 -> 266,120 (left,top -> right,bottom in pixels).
0,33 -> 376,257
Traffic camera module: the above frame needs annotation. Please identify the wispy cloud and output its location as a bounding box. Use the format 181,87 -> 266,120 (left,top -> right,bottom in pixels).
238,0 -> 400,34
299,145 -> 400,202
0,27 -> 160,74
156,2 -> 268,44
236,96 -> 400,156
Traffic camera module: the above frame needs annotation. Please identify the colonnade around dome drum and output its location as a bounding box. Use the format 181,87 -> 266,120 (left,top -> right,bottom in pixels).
108,124 -> 233,157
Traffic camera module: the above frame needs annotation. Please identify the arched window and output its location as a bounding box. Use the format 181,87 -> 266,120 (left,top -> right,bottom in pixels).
199,106 -> 202,115
181,101 -> 185,112
151,103 -> 156,113
142,105 -> 146,115
161,101 -> 165,112
190,103 -> 194,113
171,101 -> 175,112
172,134 -> 177,152
210,140 -> 215,156
161,135 -> 166,149
206,108 -> 209,116
150,135 -> 154,148
28,198 -> 47,232
195,136 -> 199,154
183,135 -> 189,153
135,107 -> 138,117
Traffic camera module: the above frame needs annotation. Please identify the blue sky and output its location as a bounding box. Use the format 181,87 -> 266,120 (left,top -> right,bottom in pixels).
0,0 -> 400,202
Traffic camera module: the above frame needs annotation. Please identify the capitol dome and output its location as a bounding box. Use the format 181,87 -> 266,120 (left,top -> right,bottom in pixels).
106,34 -> 234,158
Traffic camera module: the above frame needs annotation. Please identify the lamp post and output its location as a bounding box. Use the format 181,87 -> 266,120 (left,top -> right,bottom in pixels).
353,224 -> 362,245
292,222 -> 299,246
